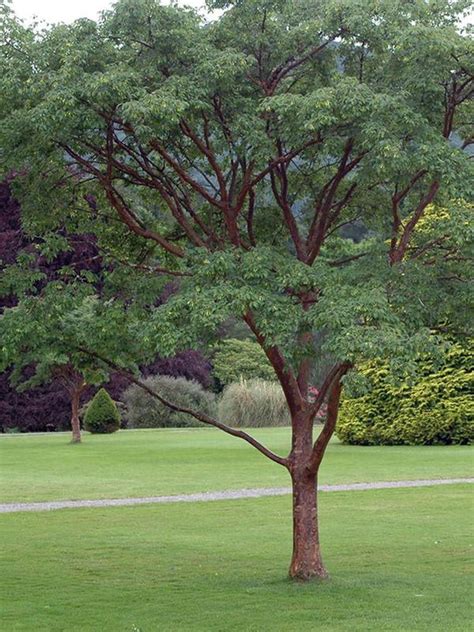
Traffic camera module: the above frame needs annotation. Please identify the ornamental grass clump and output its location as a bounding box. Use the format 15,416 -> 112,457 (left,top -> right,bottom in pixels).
218,379 -> 290,427
84,388 -> 121,434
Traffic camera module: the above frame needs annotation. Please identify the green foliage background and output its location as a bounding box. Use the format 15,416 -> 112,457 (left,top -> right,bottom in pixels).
0,0 -> 472,428
212,338 -> 275,386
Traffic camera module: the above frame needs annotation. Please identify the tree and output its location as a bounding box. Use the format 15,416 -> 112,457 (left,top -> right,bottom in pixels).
0,240 -> 173,442
0,177 -> 102,439
0,282 -> 107,442
0,0 -> 472,580
212,338 -> 275,386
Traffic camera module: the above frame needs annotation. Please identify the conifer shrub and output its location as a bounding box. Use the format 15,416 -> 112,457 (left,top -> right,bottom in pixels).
337,344 -> 473,445
83,388 -> 121,434
218,379 -> 290,427
123,375 -> 216,428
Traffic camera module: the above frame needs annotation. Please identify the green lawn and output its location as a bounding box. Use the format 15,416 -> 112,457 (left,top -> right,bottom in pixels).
1,484 -> 472,631
0,428 -> 472,503
1,430 -> 472,630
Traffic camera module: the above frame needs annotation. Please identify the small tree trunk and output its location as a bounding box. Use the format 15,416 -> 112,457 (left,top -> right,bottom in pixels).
70,385 -> 82,444
289,468 -> 327,581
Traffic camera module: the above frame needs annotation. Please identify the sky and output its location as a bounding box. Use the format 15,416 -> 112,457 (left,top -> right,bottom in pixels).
10,0 -> 208,24
9,0 -> 473,26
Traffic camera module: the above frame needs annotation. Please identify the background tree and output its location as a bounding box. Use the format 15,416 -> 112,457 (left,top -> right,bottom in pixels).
0,282 -> 111,443
0,0 -> 472,580
0,179 -> 213,432
212,338 -> 275,387
0,177 -> 102,439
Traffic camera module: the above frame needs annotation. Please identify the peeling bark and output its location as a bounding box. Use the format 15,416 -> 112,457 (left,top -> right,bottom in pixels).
289,469 -> 328,580
287,370 -> 349,581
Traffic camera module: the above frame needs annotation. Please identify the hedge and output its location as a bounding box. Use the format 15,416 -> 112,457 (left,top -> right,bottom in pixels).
336,343 -> 473,445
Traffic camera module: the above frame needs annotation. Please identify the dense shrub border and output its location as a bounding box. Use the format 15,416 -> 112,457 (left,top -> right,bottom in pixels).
337,344 -> 473,445
123,375 -> 216,428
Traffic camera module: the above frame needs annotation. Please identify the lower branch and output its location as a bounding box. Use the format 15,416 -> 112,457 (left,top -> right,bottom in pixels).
77,347 -> 288,467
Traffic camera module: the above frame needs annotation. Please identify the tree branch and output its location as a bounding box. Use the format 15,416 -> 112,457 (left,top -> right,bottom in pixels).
390,181 -> 440,264
60,144 -> 185,257
243,311 -> 304,415
270,162 -> 305,260
306,140 -> 366,263
249,137 -> 323,189
264,32 -> 343,95
77,347 -> 288,467
308,371 -> 345,474
308,362 -> 351,421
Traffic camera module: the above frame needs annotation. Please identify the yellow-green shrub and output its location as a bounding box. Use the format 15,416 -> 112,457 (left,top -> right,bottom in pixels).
337,344 -> 473,445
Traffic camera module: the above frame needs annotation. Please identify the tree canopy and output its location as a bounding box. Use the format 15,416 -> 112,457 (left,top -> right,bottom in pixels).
1,0 -> 471,376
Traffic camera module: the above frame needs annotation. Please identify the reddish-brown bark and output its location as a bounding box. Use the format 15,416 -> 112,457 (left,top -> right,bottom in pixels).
55,366 -> 85,443
285,369 -> 348,580
289,469 -> 327,580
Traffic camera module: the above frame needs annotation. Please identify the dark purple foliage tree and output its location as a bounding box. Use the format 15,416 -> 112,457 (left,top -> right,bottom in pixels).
0,370 -> 72,432
142,351 -> 212,389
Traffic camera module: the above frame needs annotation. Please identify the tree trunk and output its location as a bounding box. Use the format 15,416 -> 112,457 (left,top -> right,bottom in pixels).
70,385 -> 82,444
289,469 -> 328,581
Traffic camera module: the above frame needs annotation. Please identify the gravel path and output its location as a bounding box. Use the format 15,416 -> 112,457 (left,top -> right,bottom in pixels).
1,478 -> 472,514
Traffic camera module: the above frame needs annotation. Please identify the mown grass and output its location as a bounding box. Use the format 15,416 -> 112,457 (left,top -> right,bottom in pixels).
1,485 -> 472,631
1,428 -> 472,502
